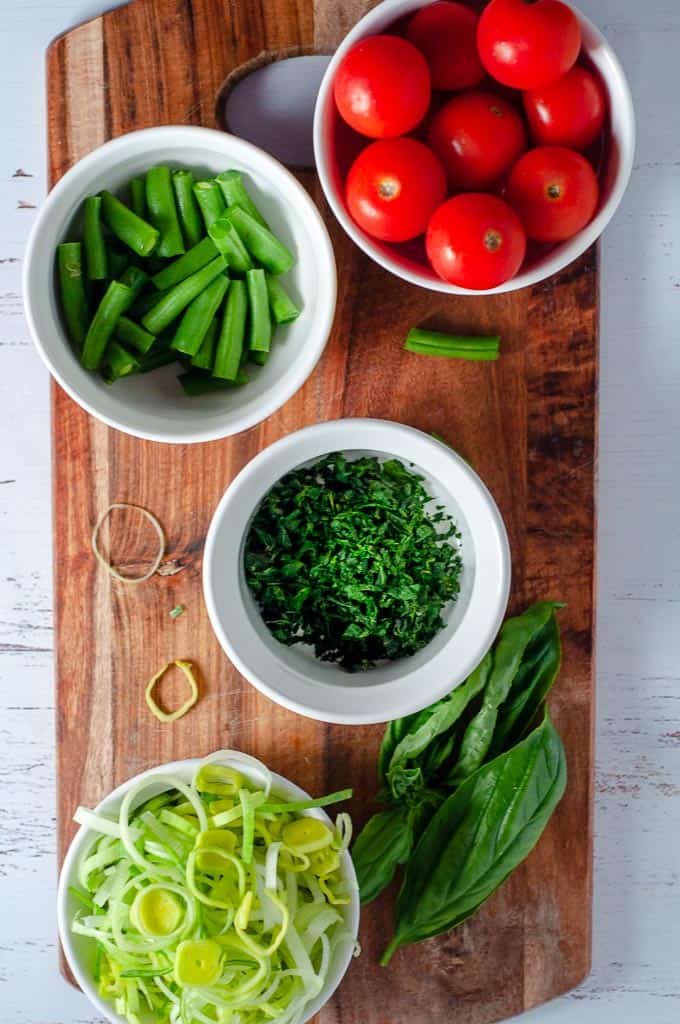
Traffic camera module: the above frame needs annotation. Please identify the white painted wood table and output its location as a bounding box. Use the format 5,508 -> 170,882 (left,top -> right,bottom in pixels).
1,1 -> 679,1020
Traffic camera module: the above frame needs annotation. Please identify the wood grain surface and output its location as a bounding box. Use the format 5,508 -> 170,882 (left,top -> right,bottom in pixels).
47,1 -> 596,1021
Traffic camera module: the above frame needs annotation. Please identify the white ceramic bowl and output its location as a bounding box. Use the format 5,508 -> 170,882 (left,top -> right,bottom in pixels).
203,418 -> 510,724
57,752 -> 359,1024
313,0 -> 635,295
24,126 -> 336,442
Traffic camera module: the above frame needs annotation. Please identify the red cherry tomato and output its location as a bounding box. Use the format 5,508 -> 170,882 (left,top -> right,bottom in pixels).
405,1 -> 484,91
426,193 -> 527,289
333,35 -> 431,139
427,90 -> 527,190
346,138 -> 447,242
523,66 -> 606,150
477,0 -> 581,90
507,146 -> 599,242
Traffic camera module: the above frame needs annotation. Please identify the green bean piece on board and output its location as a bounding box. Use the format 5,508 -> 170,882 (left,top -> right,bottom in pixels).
213,278 -> 247,381
81,280 -> 134,370
141,255 -> 227,335
100,190 -> 160,258
171,274 -> 230,357
83,195 -> 108,280
215,169 -> 269,229
246,268 -> 271,353
172,170 -> 204,249
227,206 -> 294,275
57,242 -> 90,347
145,166 -> 185,258
404,328 -> 500,361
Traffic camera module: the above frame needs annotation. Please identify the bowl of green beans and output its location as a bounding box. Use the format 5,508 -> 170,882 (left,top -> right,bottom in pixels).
23,126 -> 336,442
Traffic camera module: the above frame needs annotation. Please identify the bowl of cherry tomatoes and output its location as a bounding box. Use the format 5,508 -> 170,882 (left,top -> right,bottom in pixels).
313,0 -> 635,293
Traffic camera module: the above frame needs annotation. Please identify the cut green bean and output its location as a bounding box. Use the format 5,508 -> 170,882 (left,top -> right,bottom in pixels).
56,164 -> 301,400
193,180 -> 226,230
208,217 -> 253,274
190,317 -> 219,370
102,340 -> 140,383
171,275 -> 229,357
172,170 -> 203,249
404,328 -> 500,361
246,268 -> 271,354
151,236 -> 218,291
57,243 -> 90,348
100,190 -> 160,258
216,170 -> 268,228
141,256 -> 227,335
265,272 -> 300,324
139,336 -> 179,373
145,166 -> 185,258
130,177 -> 147,220
114,315 -> 155,355
178,369 -> 249,396
106,243 -> 130,280
130,285 -> 172,318
83,196 -> 107,280
81,281 -> 134,370
213,278 -> 247,380
119,265 -> 148,303
227,206 -> 294,275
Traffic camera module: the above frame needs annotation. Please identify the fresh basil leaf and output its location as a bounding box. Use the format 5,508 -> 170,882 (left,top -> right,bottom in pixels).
383,653 -> 492,786
378,712 -> 424,787
418,725 -> 459,780
387,764 -> 425,801
353,807 -> 415,905
381,713 -> 566,964
449,602 -> 561,785
489,610 -> 561,757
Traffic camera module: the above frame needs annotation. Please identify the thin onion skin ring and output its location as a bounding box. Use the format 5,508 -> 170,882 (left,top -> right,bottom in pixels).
145,661 -> 199,723
91,502 -> 165,583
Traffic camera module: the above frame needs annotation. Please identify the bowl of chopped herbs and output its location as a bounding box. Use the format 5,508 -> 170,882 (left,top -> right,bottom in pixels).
203,419 -> 510,724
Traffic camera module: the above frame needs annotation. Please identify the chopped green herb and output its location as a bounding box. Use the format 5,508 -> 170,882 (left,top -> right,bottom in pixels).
244,453 -> 462,672
169,604 -> 185,619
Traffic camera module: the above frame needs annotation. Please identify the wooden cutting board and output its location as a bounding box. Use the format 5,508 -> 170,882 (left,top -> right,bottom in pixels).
48,1 -> 596,1020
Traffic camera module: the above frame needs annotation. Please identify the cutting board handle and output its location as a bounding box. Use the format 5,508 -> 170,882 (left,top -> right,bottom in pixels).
215,44 -> 316,129
215,0 -> 379,142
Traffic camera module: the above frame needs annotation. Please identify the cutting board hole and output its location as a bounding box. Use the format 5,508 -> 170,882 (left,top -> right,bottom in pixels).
217,53 -> 331,169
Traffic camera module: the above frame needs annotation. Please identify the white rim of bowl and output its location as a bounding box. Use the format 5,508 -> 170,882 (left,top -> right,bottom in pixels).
23,125 -> 337,443
312,1 -> 636,296
203,419 -> 511,724
57,755 -> 359,1024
